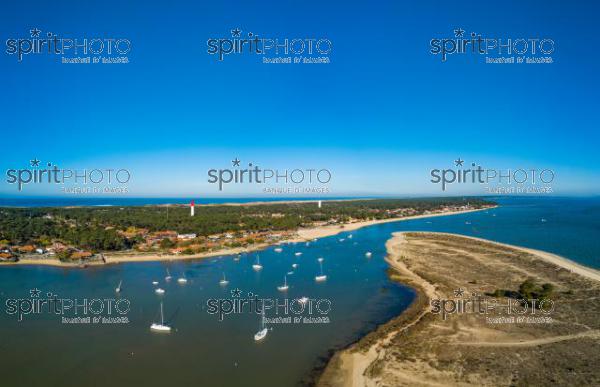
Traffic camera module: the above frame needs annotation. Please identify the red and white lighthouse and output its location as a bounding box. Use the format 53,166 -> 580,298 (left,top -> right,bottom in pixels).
190,199 -> 195,217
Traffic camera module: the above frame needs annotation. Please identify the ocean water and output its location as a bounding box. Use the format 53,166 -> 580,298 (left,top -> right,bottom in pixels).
0,196 -> 357,207
0,196 -> 598,386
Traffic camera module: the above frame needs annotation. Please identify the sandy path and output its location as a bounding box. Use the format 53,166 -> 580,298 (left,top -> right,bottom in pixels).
456,330 -> 600,347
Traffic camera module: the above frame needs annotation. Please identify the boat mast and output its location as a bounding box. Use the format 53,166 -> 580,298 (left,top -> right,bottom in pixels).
160,302 -> 164,325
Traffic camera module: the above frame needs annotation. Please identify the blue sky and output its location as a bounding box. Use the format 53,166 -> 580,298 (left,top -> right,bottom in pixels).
1,0 -> 598,197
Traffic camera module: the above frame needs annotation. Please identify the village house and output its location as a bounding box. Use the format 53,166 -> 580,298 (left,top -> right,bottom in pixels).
18,245 -> 35,254
177,233 -> 197,240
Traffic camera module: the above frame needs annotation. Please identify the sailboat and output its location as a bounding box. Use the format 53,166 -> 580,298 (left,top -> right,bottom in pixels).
152,281 -> 159,285
317,257 -> 324,263
234,254 -> 241,261
155,287 -> 165,295
115,280 -> 122,293
348,234 -> 353,239
291,263 -> 298,269
150,302 -> 171,332
254,306 -> 268,341
165,269 -> 172,281
274,247 -> 283,253
277,275 -> 289,291
294,252 -> 302,257
219,273 -> 229,286
298,297 -> 309,305
315,261 -> 327,282
177,274 -> 188,284
365,252 -> 372,258
252,255 -> 263,271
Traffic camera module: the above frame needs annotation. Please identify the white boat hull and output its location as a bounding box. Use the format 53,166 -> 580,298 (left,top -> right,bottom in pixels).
252,265 -> 263,271
150,323 -> 171,332
254,328 -> 268,341
315,275 -> 327,282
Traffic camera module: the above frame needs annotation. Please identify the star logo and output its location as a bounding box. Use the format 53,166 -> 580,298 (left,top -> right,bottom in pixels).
454,288 -> 465,297
454,28 -> 465,38
30,158 -> 41,167
30,288 -> 41,298
454,158 -> 464,167
30,28 -> 41,38
231,28 -> 241,37
230,288 -> 242,298
232,158 -> 241,167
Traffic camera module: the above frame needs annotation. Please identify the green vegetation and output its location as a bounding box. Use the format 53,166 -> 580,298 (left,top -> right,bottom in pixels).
488,278 -> 555,307
0,197 -> 493,252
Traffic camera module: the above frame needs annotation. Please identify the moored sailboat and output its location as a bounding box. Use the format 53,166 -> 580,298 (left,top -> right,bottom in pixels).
315,261 -> 327,282
150,301 -> 171,332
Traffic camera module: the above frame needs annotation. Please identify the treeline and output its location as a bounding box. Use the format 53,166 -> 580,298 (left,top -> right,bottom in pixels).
0,197 -> 493,251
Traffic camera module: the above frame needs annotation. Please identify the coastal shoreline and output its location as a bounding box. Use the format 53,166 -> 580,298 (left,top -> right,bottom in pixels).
318,231 -> 600,386
2,206 -> 495,268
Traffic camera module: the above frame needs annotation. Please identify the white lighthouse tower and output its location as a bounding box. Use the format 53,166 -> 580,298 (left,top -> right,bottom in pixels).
190,199 -> 195,217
